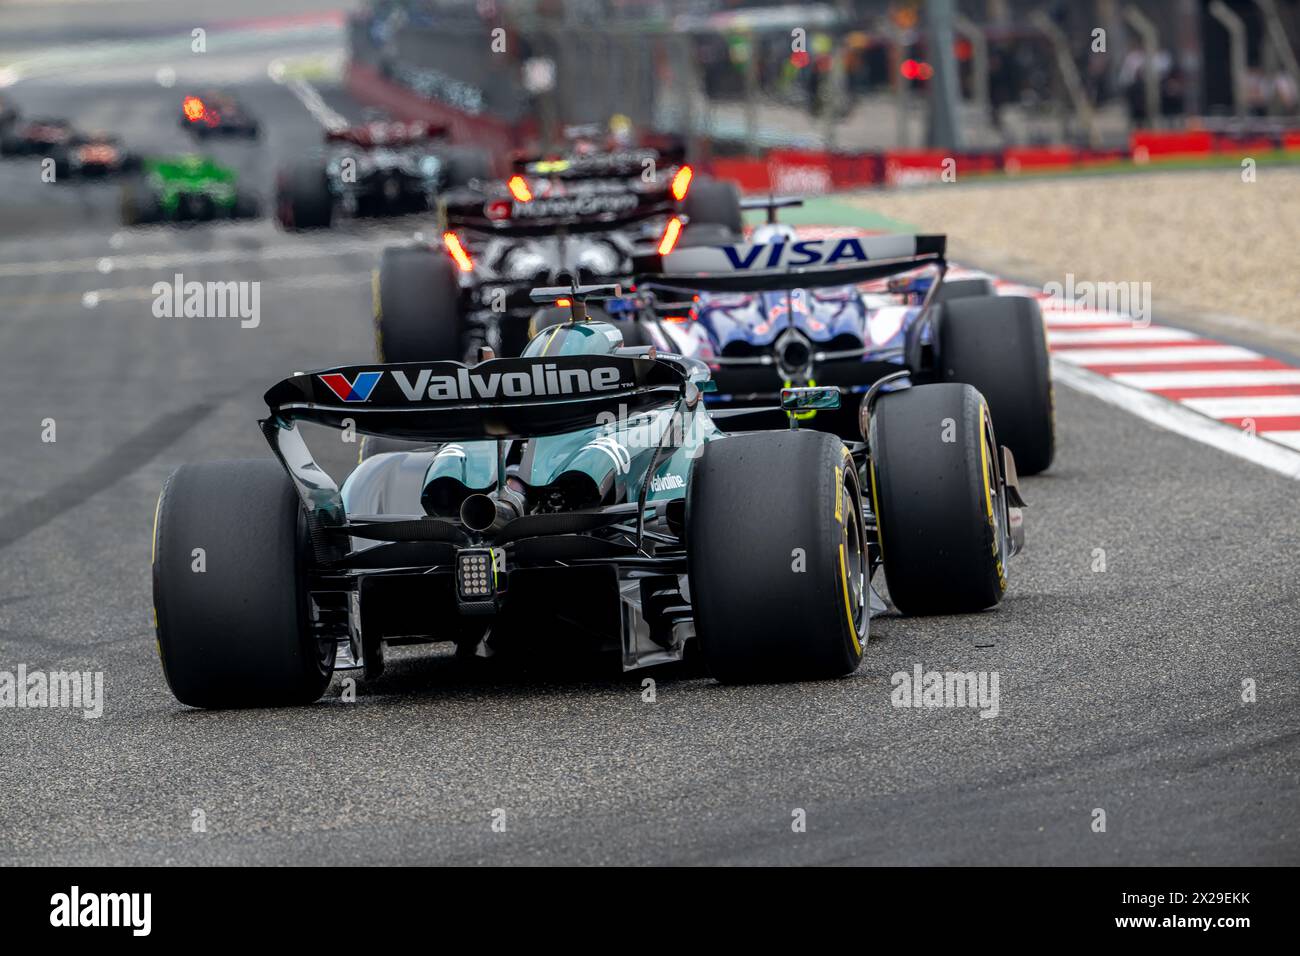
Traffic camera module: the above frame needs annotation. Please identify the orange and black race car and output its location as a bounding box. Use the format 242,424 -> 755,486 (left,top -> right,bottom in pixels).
50,132 -> 140,179
178,91 -> 260,139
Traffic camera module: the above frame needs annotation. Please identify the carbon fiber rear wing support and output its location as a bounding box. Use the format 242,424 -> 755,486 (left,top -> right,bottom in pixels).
260,417 -> 348,562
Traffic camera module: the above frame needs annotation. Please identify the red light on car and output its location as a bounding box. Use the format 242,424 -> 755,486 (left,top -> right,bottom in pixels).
507,175 -> 533,202
670,165 -> 693,201
901,59 -> 934,81
555,298 -> 572,307
182,96 -> 205,121
657,217 -> 684,256
442,231 -> 474,272
484,200 -> 512,221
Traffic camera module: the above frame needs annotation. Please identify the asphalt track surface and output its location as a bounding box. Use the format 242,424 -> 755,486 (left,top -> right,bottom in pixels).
1,4 -> 1298,866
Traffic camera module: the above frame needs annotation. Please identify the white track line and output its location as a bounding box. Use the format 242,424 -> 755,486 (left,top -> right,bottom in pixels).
1180,395 -> 1300,418
0,239 -> 386,278
1110,369 -> 1300,389
1052,360 -> 1300,479
276,72 -> 347,132
1263,431 -> 1300,450
1053,345 -> 1264,366
1047,326 -> 1198,345
1039,310 -> 1139,327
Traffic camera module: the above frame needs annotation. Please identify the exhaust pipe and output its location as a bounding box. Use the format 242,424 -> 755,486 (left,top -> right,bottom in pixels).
459,491 -> 523,534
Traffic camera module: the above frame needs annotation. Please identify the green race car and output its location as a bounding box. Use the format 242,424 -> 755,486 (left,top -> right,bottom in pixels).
121,155 -> 259,225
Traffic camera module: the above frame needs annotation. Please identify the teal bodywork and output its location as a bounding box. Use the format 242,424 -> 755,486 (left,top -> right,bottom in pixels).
422,399 -> 721,509
340,320 -> 723,518
429,320 -> 717,512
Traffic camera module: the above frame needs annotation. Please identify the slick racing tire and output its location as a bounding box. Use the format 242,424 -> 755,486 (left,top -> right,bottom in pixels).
682,176 -> 743,237
935,294 -> 1054,474
120,181 -> 162,226
152,459 -> 334,708
934,276 -> 995,303
276,161 -> 333,229
441,147 -> 493,188
374,246 -> 465,363
867,383 -> 1009,616
688,430 -> 867,683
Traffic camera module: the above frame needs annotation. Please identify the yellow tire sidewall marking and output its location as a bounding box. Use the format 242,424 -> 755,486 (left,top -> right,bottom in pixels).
978,403 -> 1008,591
839,541 -> 861,656
834,459 -> 861,657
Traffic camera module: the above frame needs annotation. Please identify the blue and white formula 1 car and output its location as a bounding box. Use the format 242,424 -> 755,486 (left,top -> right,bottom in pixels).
597,197 -> 1055,474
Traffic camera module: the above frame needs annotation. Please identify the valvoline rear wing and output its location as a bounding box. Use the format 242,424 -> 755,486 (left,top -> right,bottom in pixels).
635,234 -> 947,293
262,354 -> 687,442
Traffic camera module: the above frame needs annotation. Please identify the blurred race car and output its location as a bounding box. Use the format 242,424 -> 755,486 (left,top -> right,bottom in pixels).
590,204 -> 1055,474
372,140 -> 742,364
50,132 -> 140,179
120,155 -> 259,225
274,119 -> 492,229
149,282 -> 1027,708
0,116 -> 74,155
179,92 -> 260,138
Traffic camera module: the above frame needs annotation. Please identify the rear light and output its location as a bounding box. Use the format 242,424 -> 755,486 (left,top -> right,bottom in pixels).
484,199 -> 511,221
507,175 -> 533,202
657,216 -> 683,256
555,298 -> 572,307
182,96 -> 205,122
442,231 -> 474,272
670,165 -> 693,201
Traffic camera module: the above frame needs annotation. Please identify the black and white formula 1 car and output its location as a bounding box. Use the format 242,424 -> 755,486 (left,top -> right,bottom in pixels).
179,91 -> 260,138
150,282 -> 1027,708
585,208 -> 1055,475
274,120 -> 492,229
371,142 -> 742,365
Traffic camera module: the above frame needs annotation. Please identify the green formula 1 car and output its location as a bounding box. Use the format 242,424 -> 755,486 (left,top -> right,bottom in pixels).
120,155 -> 259,226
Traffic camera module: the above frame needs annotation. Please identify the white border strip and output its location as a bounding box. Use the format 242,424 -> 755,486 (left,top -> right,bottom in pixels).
1052,359 -> 1300,480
